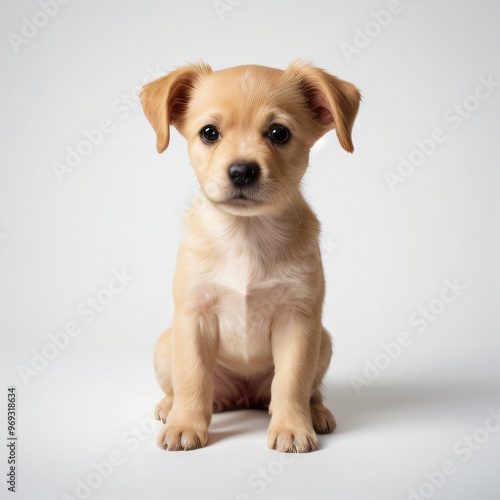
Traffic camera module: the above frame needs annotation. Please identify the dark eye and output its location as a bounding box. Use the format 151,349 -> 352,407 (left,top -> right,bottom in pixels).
200,125 -> 220,144
268,124 -> 290,144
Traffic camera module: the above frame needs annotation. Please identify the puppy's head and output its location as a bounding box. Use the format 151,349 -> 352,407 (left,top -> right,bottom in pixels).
141,62 -> 360,216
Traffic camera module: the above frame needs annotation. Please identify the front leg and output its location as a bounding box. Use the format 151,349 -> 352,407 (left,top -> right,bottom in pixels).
268,313 -> 322,453
157,310 -> 218,451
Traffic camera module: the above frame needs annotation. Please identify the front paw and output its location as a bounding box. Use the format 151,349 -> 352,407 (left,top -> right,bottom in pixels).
156,424 -> 208,451
267,424 -> 317,453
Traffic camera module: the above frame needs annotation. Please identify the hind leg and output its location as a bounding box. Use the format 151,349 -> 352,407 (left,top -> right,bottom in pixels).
310,328 -> 336,434
153,328 -> 174,424
311,393 -> 336,434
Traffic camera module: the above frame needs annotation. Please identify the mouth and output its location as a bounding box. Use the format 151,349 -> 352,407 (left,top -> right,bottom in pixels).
223,192 -> 263,208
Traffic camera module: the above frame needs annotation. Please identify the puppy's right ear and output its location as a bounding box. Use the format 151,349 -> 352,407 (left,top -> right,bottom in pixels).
140,63 -> 212,153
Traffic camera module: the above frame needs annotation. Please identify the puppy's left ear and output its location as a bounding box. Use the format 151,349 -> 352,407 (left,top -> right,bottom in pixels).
289,63 -> 361,152
140,63 -> 212,153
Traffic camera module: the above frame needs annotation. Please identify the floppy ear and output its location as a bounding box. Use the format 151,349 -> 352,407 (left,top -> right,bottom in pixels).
140,63 -> 212,153
288,63 -> 361,152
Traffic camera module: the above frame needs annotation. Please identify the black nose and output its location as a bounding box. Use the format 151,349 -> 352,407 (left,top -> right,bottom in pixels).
228,162 -> 260,188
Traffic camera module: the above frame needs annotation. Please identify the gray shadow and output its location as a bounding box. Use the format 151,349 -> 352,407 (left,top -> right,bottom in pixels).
323,380 -> 500,435
207,380 -> 499,447
209,409 -> 270,446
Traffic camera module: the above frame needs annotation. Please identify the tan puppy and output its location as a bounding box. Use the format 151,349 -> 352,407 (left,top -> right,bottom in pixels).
141,62 -> 360,452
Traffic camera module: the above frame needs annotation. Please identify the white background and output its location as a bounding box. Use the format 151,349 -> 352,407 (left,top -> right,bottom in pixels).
1,1 -> 500,499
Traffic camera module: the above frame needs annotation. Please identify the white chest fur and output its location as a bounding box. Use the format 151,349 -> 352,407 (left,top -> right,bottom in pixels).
179,196 -> 320,376
209,235 -> 273,370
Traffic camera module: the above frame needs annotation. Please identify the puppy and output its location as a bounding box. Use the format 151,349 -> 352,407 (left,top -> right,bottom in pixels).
141,61 -> 360,452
